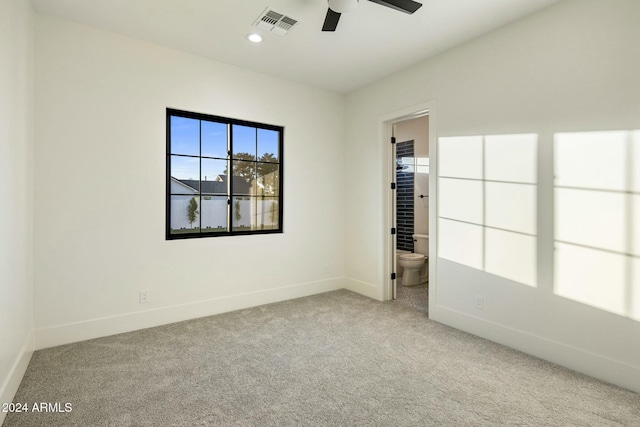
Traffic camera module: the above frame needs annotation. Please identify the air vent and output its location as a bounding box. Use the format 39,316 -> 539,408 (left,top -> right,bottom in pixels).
254,7 -> 299,36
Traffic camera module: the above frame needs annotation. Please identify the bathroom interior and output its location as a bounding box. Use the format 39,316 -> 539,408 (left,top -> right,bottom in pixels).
394,115 -> 430,313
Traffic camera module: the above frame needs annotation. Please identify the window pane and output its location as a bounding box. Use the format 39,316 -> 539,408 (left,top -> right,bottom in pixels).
258,128 -> 279,161
438,136 -> 483,179
201,159 -> 227,194
438,178 -> 483,225
257,163 -> 279,197
201,121 -> 227,159
231,196 -> 279,231
167,110 -> 283,239
555,188 -> 625,252
485,228 -> 536,287
170,116 -> 199,156
170,176 -> 198,195
485,134 -> 537,184
232,160 -> 256,196
232,125 -> 257,161
438,218 -> 483,270
170,195 -> 200,234
171,156 -> 199,191
231,197 -> 252,230
554,242 -> 626,316
201,196 -> 228,233
555,131 -> 627,191
257,197 -> 279,230
485,182 -> 536,235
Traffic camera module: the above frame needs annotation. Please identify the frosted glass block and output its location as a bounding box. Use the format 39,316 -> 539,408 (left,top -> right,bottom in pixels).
438,136 -> 483,179
632,257 -> 640,321
633,195 -> 640,257
555,188 -> 625,253
438,218 -> 483,270
485,182 -> 536,235
438,178 -> 483,225
555,131 -> 627,191
554,243 -> 626,316
485,134 -> 537,184
485,228 -> 536,287
633,131 -> 640,193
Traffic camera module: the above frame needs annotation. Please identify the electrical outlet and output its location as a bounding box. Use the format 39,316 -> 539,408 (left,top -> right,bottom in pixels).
139,290 -> 149,304
474,295 -> 484,310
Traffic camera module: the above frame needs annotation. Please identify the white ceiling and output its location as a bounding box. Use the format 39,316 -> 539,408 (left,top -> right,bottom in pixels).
30,0 -> 560,93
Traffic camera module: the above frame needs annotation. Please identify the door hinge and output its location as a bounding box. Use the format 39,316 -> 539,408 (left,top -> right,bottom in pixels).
391,182 -> 396,190
391,137 -> 396,144
391,272 -> 397,280
391,227 -> 396,235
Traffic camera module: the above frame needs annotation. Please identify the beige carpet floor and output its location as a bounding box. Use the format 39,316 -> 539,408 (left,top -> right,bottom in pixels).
4,290 -> 639,426
395,281 -> 428,313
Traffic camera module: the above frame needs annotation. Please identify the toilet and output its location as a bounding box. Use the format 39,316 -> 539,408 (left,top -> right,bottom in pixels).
398,234 -> 429,286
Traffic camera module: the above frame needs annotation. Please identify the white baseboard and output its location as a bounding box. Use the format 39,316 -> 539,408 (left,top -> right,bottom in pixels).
0,331 -> 35,426
35,277 -> 345,350
343,277 -> 382,301
430,304 -> 640,394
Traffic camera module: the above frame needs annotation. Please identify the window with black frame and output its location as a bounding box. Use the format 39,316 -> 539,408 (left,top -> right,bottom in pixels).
166,108 -> 283,239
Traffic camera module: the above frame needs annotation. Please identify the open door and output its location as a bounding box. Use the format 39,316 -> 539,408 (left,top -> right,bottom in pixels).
390,133 -> 398,299
382,102 -> 434,309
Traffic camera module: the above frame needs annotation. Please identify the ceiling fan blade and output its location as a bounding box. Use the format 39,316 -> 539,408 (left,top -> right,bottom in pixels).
367,0 -> 422,14
322,8 -> 341,31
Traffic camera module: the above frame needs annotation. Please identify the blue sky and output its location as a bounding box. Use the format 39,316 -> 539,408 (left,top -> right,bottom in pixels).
170,116 -> 279,181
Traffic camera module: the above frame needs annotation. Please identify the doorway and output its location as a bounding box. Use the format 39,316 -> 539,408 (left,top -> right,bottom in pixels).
382,102 -> 436,315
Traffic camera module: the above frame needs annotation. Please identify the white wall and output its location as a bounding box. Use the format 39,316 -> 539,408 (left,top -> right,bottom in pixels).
0,0 -> 35,421
345,0 -> 640,392
395,116 -> 429,158
33,14 -> 346,348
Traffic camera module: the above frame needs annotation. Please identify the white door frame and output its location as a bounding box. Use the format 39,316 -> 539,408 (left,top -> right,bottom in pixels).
380,101 -> 438,307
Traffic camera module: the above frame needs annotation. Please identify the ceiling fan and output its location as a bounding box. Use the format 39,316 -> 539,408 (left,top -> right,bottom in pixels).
322,0 -> 423,32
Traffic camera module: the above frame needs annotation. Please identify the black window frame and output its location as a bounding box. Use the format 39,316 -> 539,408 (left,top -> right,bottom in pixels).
166,108 -> 284,240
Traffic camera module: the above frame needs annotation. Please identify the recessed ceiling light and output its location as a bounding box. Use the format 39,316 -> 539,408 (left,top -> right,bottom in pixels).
246,33 -> 262,43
